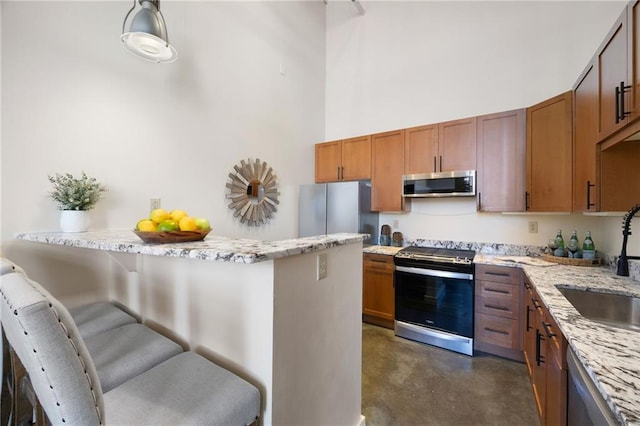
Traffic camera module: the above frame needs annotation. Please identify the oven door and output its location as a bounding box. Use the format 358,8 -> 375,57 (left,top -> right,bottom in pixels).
394,266 -> 474,338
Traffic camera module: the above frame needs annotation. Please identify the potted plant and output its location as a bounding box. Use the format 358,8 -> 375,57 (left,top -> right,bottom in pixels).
48,172 -> 107,232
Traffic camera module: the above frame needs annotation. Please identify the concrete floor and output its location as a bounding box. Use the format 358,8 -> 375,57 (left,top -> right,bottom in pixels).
362,323 -> 540,426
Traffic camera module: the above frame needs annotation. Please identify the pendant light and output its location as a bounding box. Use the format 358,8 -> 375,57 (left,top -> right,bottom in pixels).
121,0 -> 177,63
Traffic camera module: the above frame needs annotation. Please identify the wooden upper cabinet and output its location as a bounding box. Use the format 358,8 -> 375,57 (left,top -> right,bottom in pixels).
403,119 -> 476,175
315,136 -> 371,183
601,140 -> 640,211
315,141 -> 342,182
476,109 -> 526,212
438,117 -> 477,172
526,91 -> 573,212
597,5 -> 638,141
371,129 -> 406,212
405,124 -> 439,174
630,0 -> 640,122
341,136 -> 372,180
573,61 -> 600,212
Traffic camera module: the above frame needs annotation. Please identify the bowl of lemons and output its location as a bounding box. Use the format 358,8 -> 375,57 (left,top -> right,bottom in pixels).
134,209 -> 212,244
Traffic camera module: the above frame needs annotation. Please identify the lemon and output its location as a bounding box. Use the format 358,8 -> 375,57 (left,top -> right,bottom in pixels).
194,217 -> 211,230
179,216 -> 198,231
157,219 -> 179,232
170,209 -> 189,223
150,208 -> 169,224
136,219 -> 157,232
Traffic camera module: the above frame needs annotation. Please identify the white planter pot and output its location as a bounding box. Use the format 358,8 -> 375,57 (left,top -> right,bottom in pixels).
60,210 -> 89,233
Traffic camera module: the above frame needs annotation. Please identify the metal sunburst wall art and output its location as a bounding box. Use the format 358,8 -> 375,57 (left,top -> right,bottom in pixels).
226,158 -> 279,226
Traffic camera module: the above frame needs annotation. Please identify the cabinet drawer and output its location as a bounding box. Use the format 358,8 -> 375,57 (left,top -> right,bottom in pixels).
475,264 -> 521,284
363,254 -> 395,272
475,281 -> 520,319
475,313 -> 520,350
541,311 -> 567,369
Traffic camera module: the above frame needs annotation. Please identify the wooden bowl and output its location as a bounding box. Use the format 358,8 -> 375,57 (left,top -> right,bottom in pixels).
133,229 -> 211,244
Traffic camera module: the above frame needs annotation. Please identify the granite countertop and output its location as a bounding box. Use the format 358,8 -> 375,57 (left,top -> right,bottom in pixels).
477,255 -> 640,425
362,245 -> 404,255
15,230 -> 369,264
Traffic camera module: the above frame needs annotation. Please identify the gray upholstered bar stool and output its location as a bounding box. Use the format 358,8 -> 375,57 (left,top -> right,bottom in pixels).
0,259 -> 183,393
1,268 -> 261,426
1,257 -> 138,339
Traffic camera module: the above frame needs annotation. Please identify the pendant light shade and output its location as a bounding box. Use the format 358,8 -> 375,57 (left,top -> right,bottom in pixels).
121,0 -> 177,63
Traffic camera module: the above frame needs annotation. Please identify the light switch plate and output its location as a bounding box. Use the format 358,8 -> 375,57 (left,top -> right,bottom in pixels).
317,253 -> 327,280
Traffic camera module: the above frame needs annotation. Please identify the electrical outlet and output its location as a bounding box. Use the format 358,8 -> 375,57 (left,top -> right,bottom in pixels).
150,198 -> 161,210
528,221 -> 538,234
317,253 -> 327,280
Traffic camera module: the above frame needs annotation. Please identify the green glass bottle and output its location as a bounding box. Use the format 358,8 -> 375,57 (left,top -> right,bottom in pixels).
582,231 -> 596,260
553,229 -> 565,257
567,230 -> 580,258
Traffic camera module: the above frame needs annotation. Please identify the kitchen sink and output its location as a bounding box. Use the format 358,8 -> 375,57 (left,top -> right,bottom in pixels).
557,286 -> 640,331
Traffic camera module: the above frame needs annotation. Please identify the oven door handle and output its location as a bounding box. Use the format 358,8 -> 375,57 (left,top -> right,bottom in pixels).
395,265 -> 473,281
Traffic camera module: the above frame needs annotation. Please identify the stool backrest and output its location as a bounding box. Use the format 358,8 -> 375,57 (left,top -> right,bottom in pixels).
0,271 -> 105,425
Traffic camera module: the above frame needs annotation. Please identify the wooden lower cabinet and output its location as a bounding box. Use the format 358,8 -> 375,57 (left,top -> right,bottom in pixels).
362,253 -> 395,329
523,275 -> 568,426
474,264 -> 523,361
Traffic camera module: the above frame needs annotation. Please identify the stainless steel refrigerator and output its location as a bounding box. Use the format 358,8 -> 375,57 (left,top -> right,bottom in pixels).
298,181 -> 379,245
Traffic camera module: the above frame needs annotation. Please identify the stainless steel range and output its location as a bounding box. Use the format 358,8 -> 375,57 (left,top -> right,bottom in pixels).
394,246 -> 475,356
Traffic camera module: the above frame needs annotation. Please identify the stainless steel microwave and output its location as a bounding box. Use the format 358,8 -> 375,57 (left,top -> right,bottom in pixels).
402,170 -> 476,198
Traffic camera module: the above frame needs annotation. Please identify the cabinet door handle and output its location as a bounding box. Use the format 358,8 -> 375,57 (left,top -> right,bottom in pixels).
433,156 -> 437,173
586,180 -> 595,209
536,329 -> 545,366
337,166 -> 341,180
616,84 -> 621,123
341,166 -> 344,180
526,305 -> 532,331
525,191 -> 530,211
478,192 -> 482,211
439,155 -> 443,172
484,327 -> 509,335
616,81 -> 632,123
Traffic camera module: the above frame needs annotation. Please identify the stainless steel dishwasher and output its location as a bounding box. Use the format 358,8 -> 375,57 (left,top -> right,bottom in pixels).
567,347 -> 620,425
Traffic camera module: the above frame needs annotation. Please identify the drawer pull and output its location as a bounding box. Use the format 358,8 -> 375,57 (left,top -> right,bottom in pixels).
370,259 -> 388,263
484,327 -> 509,335
484,304 -> 509,312
485,271 -> 510,277
485,288 -> 510,295
542,321 -> 556,338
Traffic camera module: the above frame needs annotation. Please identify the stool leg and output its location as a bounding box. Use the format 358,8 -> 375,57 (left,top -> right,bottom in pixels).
1,328 -> 12,426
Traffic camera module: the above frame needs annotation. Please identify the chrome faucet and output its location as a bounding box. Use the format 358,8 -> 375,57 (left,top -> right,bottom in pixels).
617,203 -> 640,276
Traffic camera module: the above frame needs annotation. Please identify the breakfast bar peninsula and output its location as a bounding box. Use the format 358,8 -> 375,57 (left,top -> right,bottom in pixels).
14,230 -> 367,426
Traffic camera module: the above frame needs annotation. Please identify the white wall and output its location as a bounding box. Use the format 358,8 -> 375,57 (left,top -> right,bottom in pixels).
272,244 -> 363,425
325,0 -> 639,257
1,1 -> 325,252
